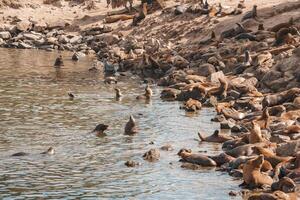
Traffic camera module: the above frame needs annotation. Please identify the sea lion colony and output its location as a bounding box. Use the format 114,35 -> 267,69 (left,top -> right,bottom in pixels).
4,0 -> 300,199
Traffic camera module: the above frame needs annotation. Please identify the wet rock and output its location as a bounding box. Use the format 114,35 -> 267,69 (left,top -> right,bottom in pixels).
70,35 -> 82,44
175,5 -> 186,15
211,114 -> 225,122
197,63 -> 216,77
227,90 -> 241,100
276,141 -> 299,157
0,31 -> 11,39
229,169 -> 243,177
160,144 -> 174,151
32,21 -> 47,32
181,163 -> 202,170
19,42 -> 33,49
95,33 -> 119,45
22,32 -> 43,41
143,148 -> 160,162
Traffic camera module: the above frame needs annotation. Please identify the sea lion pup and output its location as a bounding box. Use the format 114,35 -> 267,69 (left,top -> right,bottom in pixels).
104,76 -> 117,84
274,27 -> 300,46
41,147 -> 55,155
269,17 -> 294,33
208,78 -> 228,99
68,92 -> 75,100
198,130 -> 233,143
136,85 -> 152,100
54,55 -> 64,67
124,115 -> 138,135
178,149 -> 217,167
248,121 -> 265,144
241,5 -> 257,22
252,146 -> 293,168
242,155 -> 273,188
115,88 -> 122,100
92,124 -> 109,137
232,50 -> 252,74
271,177 -> 296,193
72,52 -> 79,61
181,98 -> 201,112
258,23 -> 264,31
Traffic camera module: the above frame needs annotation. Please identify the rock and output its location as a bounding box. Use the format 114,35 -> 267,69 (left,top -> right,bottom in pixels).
16,20 -> 32,32
19,42 -> 33,49
57,35 -> 69,44
227,90 -> 241,100
270,135 -> 290,143
124,160 -> 140,167
33,21 -> 48,32
94,33 -> 119,45
143,148 -> 160,162
70,35 -> 82,44
23,32 -> 42,41
0,31 -> 11,39
209,71 -> 226,83
46,37 -> 58,45
276,141 -> 299,157
220,119 -> 235,129
0,38 -> 4,46
175,5 -> 186,15
198,63 -> 216,77
160,144 -> 174,151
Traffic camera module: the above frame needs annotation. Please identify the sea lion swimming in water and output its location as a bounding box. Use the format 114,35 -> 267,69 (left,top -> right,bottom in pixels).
92,124 -> 109,137
54,55 -> 64,67
124,115 -> 138,135
198,130 -> 233,143
68,92 -> 75,100
40,147 -> 55,155
136,85 -> 153,100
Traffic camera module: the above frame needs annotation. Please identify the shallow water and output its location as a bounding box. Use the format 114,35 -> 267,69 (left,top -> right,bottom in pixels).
0,48 -> 241,199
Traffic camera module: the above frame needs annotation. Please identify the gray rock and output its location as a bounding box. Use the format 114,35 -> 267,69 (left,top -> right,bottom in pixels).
175,5 -> 186,15
276,141 -> 299,157
0,31 -> 11,39
94,33 -> 119,45
198,63 -> 216,77
270,135 -> 290,143
70,35 -> 82,44
23,32 -> 43,41
16,20 -> 32,32
209,71 -> 226,83
19,42 -> 33,49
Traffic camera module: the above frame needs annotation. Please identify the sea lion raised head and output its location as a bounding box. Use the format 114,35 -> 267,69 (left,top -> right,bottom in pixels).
68,92 -> 75,100
92,124 -> 109,137
41,147 -> 55,155
124,115 -> 138,135
115,88 -> 122,99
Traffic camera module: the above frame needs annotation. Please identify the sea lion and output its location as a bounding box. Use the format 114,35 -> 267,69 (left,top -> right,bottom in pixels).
178,150 -> 217,167
242,155 -> 273,188
125,160 -> 140,167
68,92 -> 75,100
274,27 -> 300,46
198,130 -> 233,143
269,17 -> 294,33
252,146 -> 293,167
225,144 -> 254,158
209,152 -> 235,166
199,31 -> 217,45
115,88 -> 122,100
241,5 -> 257,22
124,115 -> 138,135
92,124 -> 109,137
54,55 -> 64,67
181,98 -> 202,112
237,0 -> 246,9
262,88 -> 300,108
258,23 -> 264,31
136,85 -> 152,100
248,121 -> 265,144
235,33 -> 257,41
232,50 -> 252,74
208,78 -> 228,99
40,147 -> 55,155
72,52 -> 79,61
11,152 -> 29,157
271,177 -> 296,193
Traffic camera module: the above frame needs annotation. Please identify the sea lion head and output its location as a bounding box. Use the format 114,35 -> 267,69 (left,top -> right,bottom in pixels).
46,147 -> 55,155
177,148 -> 192,156
93,124 -> 109,133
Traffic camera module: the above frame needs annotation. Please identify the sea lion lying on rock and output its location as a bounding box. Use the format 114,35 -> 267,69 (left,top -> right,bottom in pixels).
198,130 -> 233,143
178,149 -> 217,167
262,88 -> 300,108
242,155 -> 273,188
208,78 -> 228,99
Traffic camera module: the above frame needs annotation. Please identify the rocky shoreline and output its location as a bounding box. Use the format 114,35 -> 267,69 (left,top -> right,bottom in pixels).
1,0 -> 300,199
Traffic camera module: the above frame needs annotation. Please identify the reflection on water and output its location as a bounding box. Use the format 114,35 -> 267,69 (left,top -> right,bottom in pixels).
0,48 -> 240,199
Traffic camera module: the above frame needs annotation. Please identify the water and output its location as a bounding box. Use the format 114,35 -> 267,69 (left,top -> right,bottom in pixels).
0,48 -> 240,199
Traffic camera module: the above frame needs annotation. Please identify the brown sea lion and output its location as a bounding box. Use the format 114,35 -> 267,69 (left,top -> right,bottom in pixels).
274,27 -> 300,46
92,124 -> 109,137
254,107 -> 270,129
200,31 -> 217,45
68,92 -> 75,100
198,130 -> 233,143
284,125 -> 300,134
181,98 -> 202,112
115,88 -> 122,100
40,147 -> 55,155
248,121 -> 265,144
271,177 -> 296,193
242,155 -> 273,188
124,115 -> 138,135
258,23 -> 264,31
136,85 -> 152,100
252,146 -> 293,167
269,17 -> 294,33
209,152 -> 235,166
179,150 -> 217,167
241,5 -> 257,22
208,78 -> 228,99
54,55 -> 64,67
143,148 -> 160,162
262,88 -> 300,108
226,144 -> 254,158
